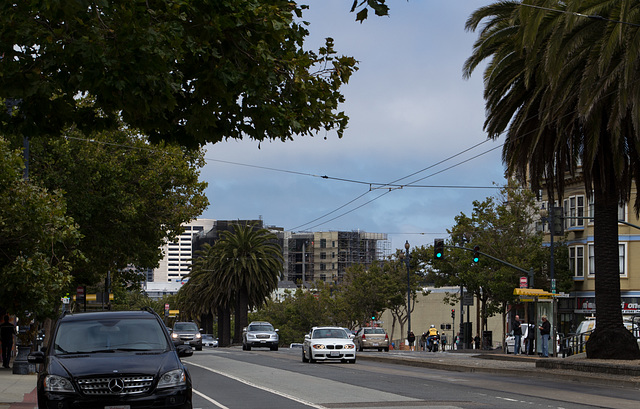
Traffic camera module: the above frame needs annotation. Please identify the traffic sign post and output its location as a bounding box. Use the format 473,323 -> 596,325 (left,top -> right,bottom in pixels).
520,277 -> 528,288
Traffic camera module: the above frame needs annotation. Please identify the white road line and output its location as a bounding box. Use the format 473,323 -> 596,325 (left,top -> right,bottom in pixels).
187,361 -> 326,409
193,388 -> 231,409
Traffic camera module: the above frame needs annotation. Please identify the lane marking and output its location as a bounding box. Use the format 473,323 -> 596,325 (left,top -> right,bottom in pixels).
187,361 -> 326,409
193,388 -> 230,409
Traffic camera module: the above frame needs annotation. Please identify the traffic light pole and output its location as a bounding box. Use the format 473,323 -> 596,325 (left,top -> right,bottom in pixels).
447,245 -> 532,276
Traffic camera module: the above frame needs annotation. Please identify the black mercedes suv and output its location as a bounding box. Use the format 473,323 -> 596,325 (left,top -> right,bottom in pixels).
28,309 -> 193,409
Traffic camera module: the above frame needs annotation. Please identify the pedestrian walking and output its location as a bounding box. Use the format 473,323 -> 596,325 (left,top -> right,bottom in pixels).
539,315 -> 551,357
513,314 -> 522,354
440,333 -> 448,351
1,315 -> 17,368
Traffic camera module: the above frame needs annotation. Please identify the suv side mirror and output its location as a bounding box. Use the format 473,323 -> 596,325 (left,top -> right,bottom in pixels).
242,327 -> 247,333
275,329 -> 279,332
28,351 -> 45,364
304,334 -> 310,340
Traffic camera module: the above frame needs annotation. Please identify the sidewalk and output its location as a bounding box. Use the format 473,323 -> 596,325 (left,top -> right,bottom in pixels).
357,349 -> 640,388
0,367 -> 37,409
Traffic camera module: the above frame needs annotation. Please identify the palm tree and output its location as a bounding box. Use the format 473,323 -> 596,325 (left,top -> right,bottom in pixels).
214,223 -> 282,343
181,223 -> 282,345
179,243 -> 233,346
464,0 -> 640,359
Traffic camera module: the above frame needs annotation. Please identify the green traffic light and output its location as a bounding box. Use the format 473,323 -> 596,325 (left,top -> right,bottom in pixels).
473,256 -> 479,263
436,252 -> 442,258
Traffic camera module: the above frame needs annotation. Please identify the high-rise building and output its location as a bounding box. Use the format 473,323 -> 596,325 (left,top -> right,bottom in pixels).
153,219 -> 215,282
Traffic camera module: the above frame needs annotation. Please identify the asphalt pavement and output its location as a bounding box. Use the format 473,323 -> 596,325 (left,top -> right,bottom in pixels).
2,349 -> 639,408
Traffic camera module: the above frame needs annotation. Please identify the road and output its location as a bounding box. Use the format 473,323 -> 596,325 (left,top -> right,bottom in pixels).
184,347 -> 640,409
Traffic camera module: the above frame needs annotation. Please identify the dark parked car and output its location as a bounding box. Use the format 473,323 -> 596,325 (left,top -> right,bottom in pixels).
171,322 -> 203,351
28,309 -> 193,409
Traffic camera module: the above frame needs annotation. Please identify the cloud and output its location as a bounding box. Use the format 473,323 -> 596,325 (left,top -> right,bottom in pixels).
199,1 -> 506,251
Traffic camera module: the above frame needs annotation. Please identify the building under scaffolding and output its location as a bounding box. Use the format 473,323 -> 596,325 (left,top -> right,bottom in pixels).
277,230 -> 390,285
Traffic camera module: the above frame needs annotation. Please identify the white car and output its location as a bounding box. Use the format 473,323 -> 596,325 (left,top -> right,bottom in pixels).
302,327 -> 356,364
505,330 -> 527,354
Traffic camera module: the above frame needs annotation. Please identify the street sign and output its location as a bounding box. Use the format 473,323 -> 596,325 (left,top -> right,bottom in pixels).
520,277 -> 528,288
76,286 -> 85,301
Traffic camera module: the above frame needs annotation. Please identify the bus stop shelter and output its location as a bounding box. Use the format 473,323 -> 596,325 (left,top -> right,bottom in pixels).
513,288 -> 567,356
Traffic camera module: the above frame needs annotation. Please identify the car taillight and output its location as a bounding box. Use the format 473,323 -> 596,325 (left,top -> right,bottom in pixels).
361,334 -> 366,340
385,333 -> 389,340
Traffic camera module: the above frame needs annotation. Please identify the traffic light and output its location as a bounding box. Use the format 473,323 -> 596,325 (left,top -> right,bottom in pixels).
473,245 -> 480,263
371,313 -> 376,321
551,206 -> 564,235
451,309 -> 455,319
434,239 -> 445,260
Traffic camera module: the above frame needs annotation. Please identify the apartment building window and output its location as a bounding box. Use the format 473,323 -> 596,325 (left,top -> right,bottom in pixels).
587,196 -> 626,223
320,239 -> 327,249
569,246 -> 584,277
564,195 -> 584,228
320,252 -> 327,260
320,263 -> 326,271
587,243 -> 627,276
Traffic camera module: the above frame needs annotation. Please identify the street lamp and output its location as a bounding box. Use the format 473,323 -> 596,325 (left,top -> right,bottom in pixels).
404,240 -> 411,341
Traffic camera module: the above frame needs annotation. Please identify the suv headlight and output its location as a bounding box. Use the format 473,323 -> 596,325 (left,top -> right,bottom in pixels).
44,375 -> 75,392
157,369 -> 186,389
171,332 -> 179,339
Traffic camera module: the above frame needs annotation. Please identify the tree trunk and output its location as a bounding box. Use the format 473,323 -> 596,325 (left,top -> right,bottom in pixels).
233,287 -> 249,344
586,165 -> 640,359
217,305 -> 231,347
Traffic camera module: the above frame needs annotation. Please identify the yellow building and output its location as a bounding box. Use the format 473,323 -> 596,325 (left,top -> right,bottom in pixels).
539,172 -> 640,334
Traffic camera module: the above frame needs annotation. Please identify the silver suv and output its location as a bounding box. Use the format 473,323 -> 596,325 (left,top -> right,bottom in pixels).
242,321 -> 279,351
171,322 -> 202,351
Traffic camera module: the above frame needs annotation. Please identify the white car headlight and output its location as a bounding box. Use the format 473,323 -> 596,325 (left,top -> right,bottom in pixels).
311,344 -> 326,349
157,369 -> 186,389
343,344 -> 355,350
195,333 -> 201,339
44,375 -> 75,392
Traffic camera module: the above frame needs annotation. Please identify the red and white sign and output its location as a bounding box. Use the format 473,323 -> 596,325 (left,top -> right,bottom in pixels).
519,277 -> 528,288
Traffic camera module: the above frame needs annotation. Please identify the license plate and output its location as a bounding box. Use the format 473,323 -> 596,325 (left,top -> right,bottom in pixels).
105,406 -> 130,409
330,351 -> 340,357
373,343 -> 379,346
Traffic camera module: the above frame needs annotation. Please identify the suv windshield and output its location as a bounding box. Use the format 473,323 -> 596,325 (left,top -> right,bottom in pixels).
248,324 -> 274,332
53,318 -> 170,354
174,322 -> 198,331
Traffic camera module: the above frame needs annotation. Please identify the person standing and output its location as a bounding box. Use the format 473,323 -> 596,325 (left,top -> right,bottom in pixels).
539,315 -> 551,357
1,315 -> 17,368
526,321 -> 536,355
513,314 -> 522,355
407,331 -> 416,351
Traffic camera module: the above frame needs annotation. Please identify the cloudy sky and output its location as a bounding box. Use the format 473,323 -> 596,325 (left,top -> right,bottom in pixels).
199,0 -> 507,252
